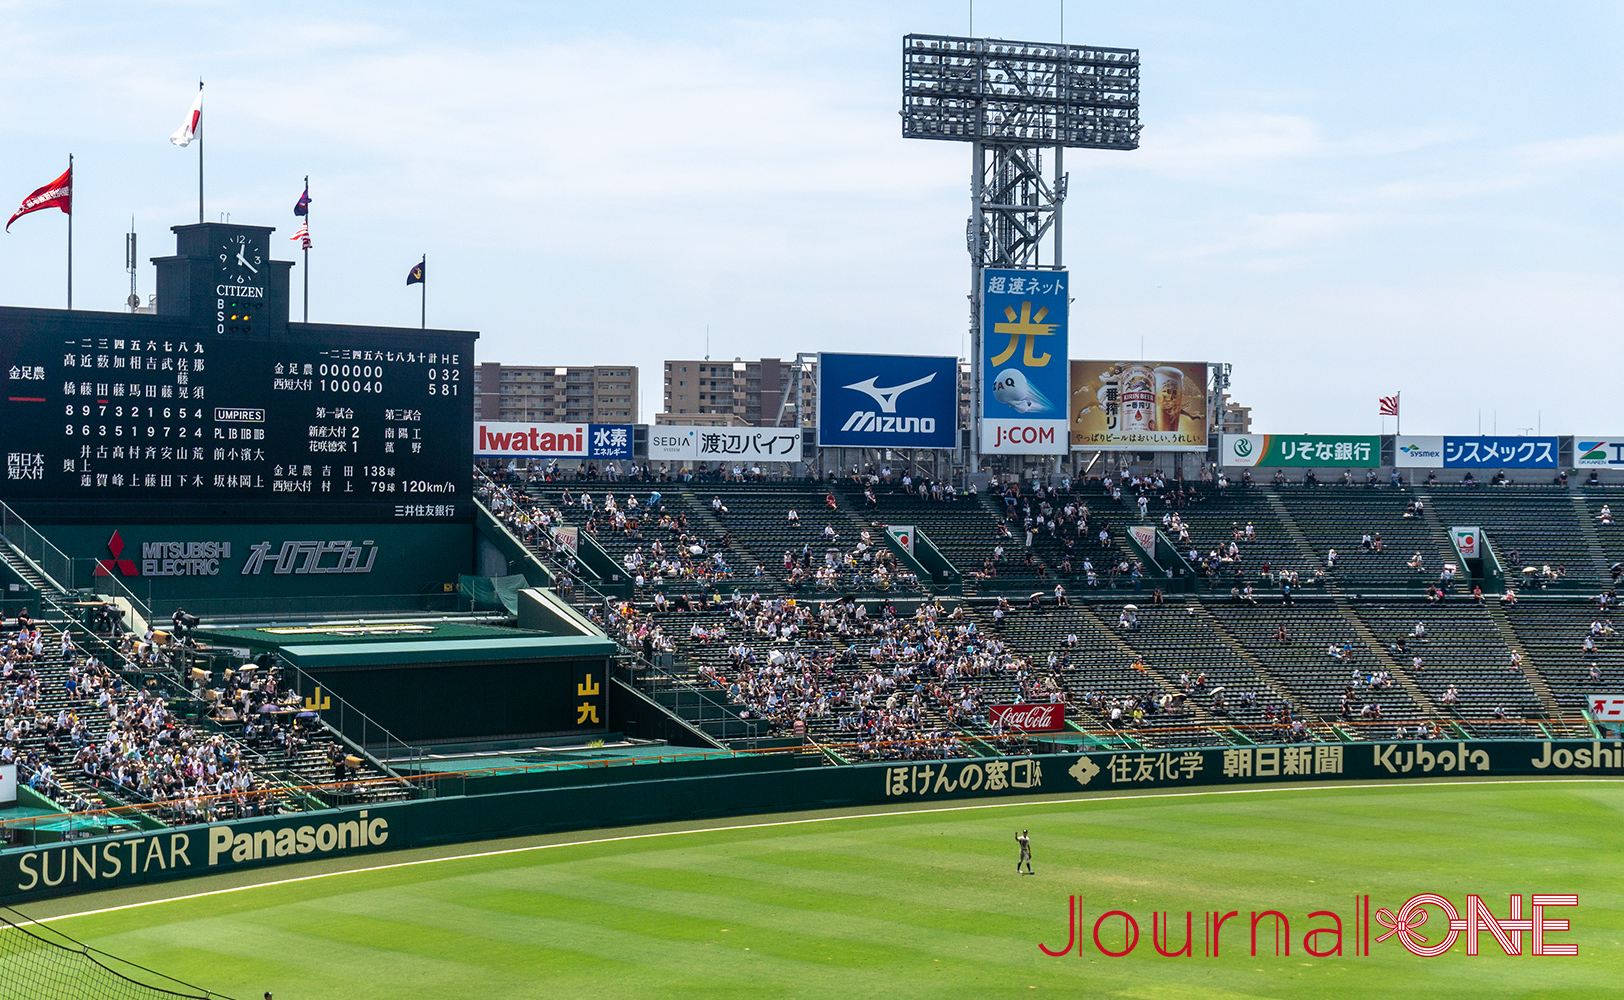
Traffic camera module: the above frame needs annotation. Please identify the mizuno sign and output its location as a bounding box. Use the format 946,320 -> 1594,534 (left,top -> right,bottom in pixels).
838,412 -> 938,434
841,373 -> 936,414
818,354 -> 957,449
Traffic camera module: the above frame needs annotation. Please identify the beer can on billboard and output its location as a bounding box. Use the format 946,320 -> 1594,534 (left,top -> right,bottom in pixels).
1119,364 -> 1155,435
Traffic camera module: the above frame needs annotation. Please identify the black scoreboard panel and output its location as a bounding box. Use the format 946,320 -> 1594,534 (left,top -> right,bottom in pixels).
0,308 -> 474,524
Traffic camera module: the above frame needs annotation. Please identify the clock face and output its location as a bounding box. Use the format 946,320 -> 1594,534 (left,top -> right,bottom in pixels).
217,232 -> 264,286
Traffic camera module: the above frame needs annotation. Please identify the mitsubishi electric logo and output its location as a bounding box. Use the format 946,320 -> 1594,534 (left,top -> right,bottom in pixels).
842,373 -> 936,414
94,531 -> 138,577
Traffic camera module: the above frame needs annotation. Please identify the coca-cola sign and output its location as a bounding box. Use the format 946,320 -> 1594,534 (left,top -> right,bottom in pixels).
991,703 -> 1066,732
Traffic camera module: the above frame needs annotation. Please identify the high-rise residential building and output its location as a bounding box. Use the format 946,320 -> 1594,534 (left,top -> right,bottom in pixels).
474,364 -> 638,424
1218,393 -> 1252,434
658,357 -> 816,428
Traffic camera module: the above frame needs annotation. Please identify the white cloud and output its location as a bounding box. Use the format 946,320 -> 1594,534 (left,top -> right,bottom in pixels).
0,3 -> 1620,432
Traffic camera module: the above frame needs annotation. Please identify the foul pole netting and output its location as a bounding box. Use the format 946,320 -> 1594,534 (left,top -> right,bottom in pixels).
0,906 -> 242,1000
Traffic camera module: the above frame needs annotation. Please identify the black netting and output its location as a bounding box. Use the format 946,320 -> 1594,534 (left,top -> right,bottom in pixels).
0,906 -> 242,1000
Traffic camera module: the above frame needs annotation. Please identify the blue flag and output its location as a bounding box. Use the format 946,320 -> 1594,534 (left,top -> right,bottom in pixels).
407,259 -> 425,285
294,179 -> 310,217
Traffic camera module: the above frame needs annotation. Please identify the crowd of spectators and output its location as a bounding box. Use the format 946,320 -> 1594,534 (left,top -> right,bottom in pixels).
606,595 -> 1042,759
0,600 -> 381,829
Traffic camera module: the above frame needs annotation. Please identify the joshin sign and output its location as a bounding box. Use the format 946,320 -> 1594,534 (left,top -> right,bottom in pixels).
981,268 -> 1068,455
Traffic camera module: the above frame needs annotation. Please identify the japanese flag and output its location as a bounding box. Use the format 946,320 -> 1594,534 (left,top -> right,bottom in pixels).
171,88 -> 203,147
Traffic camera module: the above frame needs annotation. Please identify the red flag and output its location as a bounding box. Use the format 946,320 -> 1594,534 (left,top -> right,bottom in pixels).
5,167 -> 72,232
1379,395 -> 1399,416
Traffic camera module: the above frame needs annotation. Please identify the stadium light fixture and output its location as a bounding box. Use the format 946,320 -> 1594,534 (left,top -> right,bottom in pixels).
902,33 -> 1141,472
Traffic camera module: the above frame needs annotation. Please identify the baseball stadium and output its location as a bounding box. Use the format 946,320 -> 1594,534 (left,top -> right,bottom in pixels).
0,7 -> 1619,1000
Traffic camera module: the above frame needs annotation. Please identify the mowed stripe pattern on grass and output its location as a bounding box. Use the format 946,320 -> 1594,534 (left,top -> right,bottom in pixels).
38,781 -> 1624,1000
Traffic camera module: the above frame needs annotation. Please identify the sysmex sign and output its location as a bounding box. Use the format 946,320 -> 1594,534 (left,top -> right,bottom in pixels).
817,353 -> 958,449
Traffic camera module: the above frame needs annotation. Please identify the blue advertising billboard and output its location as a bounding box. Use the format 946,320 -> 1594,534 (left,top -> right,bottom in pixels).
981,268 -> 1068,454
589,424 -> 632,459
817,353 -> 958,449
1443,436 -> 1559,469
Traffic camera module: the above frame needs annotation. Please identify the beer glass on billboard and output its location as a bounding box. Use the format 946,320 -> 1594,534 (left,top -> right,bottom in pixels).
1154,366 -> 1184,434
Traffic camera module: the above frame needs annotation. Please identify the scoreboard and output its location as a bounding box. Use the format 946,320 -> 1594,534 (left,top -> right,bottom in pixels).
0,319 -> 473,523
0,222 -> 475,525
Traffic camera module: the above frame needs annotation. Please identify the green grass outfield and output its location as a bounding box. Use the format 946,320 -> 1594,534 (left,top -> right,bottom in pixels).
20,777 -> 1624,1000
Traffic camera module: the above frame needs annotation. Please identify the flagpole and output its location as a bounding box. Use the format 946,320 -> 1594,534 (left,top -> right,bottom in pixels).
1396,391 -> 1401,437
420,254 -> 426,330
197,80 -> 204,223
66,154 -> 73,310
302,175 -> 309,323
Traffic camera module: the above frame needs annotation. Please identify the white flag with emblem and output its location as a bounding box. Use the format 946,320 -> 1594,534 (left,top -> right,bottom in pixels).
171,87 -> 203,146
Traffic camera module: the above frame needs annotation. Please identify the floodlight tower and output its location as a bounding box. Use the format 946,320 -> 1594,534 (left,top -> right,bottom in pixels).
901,34 -> 1141,471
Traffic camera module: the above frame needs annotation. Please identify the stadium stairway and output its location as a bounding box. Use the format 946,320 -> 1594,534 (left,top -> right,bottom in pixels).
1499,597 -> 1618,726
679,492 -> 765,582
0,543 -> 48,595
1350,600 -> 1542,738
1425,488 -> 1598,590
1479,600 -> 1584,736
1332,593 -> 1439,719
1578,486 -> 1624,575
1066,603 -> 1230,734
1263,490 -> 1323,570
988,603 -> 1234,748
1410,490 -> 1464,588
1568,492 -> 1613,585
1203,598 -> 1428,738
1184,598 -> 1315,726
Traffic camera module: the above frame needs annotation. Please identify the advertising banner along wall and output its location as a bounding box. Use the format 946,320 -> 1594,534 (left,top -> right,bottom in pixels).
473,422 -> 631,459
1394,435 -> 1445,468
1069,360 -> 1208,451
980,268 -> 1068,455
1221,434 -> 1380,468
1577,439 -> 1624,469
646,427 -> 803,464
1395,436 -> 1559,469
817,353 -> 958,449
4,739 -> 1619,905
1443,436 -> 1558,469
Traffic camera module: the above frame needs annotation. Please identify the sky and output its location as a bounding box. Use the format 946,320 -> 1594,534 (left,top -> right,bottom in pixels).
0,1 -> 1620,434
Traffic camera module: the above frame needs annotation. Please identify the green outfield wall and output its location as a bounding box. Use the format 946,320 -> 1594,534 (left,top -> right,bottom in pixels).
4,738 -> 1618,905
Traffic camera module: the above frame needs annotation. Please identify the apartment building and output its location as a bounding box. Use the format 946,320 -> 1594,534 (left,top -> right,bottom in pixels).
657,357 -> 817,428
474,364 -> 638,424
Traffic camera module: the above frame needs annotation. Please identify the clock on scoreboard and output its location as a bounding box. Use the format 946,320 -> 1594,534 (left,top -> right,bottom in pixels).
0,222 -> 476,524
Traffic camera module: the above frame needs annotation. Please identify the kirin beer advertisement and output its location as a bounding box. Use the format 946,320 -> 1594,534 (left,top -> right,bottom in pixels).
1070,360 -> 1209,451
